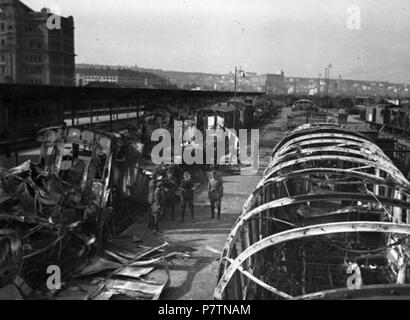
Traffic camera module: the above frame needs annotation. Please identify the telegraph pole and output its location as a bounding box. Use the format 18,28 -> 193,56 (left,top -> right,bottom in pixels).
234,66 -> 245,101
325,64 -> 332,112
317,73 -> 322,96
234,66 -> 237,100
338,74 -> 342,94
233,66 -> 245,132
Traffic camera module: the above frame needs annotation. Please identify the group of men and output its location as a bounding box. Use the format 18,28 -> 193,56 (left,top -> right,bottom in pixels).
148,168 -> 224,234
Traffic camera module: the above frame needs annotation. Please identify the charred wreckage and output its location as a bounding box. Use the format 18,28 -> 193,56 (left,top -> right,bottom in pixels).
0,125 -> 179,300
215,123 -> 410,300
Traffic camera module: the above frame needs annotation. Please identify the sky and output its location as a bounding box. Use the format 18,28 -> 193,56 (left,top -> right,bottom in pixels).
24,0 -> 410,83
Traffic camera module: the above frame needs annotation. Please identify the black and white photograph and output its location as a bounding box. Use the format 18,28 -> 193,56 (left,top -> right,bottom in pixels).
1,0 -> 410,307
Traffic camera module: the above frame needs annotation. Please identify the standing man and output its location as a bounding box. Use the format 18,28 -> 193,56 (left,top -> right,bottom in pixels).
151,177 -> 164,234
163,168 -> 178,221
147,171 -> 157,229
338,107 -> 347,124
180,171 -> 195,223
208,170 -> 224,220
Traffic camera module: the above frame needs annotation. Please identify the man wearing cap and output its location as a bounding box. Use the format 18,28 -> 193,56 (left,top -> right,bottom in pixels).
151,176 -> 164,234
147,171 -> 157,229
163,169 -> 179,221
180,171 -> 195,223
208,170 -> 224,220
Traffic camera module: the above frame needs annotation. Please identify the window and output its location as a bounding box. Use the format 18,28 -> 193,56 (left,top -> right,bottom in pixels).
24,23 -> 37,32
1,39 -> 4,47
0,23 -> 4,31
30,67 -> 42,75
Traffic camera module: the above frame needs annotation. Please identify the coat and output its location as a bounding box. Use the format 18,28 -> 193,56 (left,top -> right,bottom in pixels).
151,186 -> 164,214
208,177 -> 223,200
181,179 -> 194,200
148,179 -> 156,205
163,177 -> 179,203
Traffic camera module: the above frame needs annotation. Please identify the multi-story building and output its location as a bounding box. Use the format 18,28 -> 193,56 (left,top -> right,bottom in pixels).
75,67 -> 168,89
264,71 -> 286,95
75,68 -> 119,87
0,0 -> 75,86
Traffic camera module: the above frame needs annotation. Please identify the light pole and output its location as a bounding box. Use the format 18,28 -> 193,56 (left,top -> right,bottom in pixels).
233,66 -> 245,132
318,73 -> 322,96
234,66 -> 245,101
326,64 -> 332,96
325,64 -> 332,111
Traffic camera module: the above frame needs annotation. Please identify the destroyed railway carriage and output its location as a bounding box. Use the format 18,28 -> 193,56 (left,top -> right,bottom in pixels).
200,100 -> 256,133
0,127 -> 119,289
36,125 -> 147,218
36,126 -> 115,218
365,103 -> 409,132
291,99 -> 319,113
0,125 -> 147,293
215,124 -> 410,300
254,97 -> 280,122
286,100 -> 338,131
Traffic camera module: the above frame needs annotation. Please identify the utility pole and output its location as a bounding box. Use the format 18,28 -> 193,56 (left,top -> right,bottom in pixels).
233,66 -> 245,132
317,74 -> 322,96
234,66 -> 245,101
338,74 -> 342,95
325,64 -> 332,112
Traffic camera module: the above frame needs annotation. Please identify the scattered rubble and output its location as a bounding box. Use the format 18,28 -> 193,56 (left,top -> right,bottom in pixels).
56,242 -> 176,300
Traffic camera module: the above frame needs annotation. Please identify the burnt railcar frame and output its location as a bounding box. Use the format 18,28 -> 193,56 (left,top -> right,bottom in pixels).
215,124 -> 410,300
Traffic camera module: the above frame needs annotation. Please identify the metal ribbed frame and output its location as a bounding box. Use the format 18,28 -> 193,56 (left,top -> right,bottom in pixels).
215,124 -> 410,300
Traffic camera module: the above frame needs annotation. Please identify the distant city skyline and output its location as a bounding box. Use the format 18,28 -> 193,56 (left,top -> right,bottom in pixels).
24,0 -> 410,84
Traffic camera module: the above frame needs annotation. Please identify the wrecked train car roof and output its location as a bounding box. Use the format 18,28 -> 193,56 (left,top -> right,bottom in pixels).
215,123 -> 410,300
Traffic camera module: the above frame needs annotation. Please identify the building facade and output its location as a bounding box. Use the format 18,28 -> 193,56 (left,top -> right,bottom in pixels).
75,67 -> 168,89
0,0 -> 75,86
264,71 -> 286,95
75,68 -> 119,87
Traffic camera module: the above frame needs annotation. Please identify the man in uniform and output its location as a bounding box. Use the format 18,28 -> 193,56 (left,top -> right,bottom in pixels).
180,171 -> 195,223
338,107 -> 347,124
163,168 -> 178,221
151,177 -> 164,234
208,170 -> 224,220
147,171 -> 157,229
